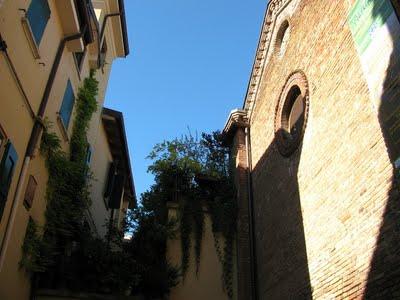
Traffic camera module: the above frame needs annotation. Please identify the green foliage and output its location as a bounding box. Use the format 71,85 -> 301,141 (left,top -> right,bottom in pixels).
19,218 -> 47,273
125,189 -> 180,298
70,69 -> 98,163
39,71 -> 98,265
145,131 -> 237,298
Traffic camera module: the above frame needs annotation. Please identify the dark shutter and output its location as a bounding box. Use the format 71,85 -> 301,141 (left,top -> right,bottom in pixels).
26,0 -> 51,45
0,142 -> 18,218
108,173 -> 125,209
24,175 -> 37,209
104,162 -> 116,198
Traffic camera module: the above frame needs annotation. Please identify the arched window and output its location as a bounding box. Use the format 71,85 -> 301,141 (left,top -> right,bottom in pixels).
275,71 -> 310,156
275,20 -> 290,57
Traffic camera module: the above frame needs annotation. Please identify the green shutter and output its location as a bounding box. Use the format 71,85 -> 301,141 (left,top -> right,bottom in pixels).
0,142 -> 18,219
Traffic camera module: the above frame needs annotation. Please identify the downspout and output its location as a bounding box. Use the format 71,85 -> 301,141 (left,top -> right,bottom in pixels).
0,34 -> 35,120
245,126 -> 258,300
98,12 -> 121,68
0,28 -> 87,271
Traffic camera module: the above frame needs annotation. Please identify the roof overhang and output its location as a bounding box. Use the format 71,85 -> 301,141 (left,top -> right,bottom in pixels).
118,0 -> 129,56
102,107 -> 136,207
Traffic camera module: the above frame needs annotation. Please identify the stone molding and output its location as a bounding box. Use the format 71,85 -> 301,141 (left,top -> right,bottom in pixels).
223,109 -> 249,139
243,0 -> 300,120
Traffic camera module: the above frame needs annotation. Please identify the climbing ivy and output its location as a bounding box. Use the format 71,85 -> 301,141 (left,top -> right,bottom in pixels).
147,131 -> 237,298
20,71 -> 98,285
19,218 -> 47,274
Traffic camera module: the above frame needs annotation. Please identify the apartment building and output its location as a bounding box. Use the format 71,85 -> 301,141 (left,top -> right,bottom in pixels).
0,0 -> 131,298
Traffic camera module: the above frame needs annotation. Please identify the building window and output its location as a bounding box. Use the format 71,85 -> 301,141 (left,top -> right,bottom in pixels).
0,141 -> 18,219
26,0 -> 51,46
100,39 -> 108,68
0,131 -> 4,150
24,175 -> 37,209
104,162 -> 116,198
275,71 -> 310,157
275,20 -> 290,58
85,145 -> 92,167
59,80 -> 75,129
73,51 -> 86,73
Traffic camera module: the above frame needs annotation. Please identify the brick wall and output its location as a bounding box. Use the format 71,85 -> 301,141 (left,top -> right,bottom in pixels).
231,128 -> 253,300
242,0 -> 400,299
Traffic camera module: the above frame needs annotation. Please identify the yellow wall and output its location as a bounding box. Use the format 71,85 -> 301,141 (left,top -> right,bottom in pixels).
0,0 -> 126,298
88,124 -> 113,238
167,204 -> 237,300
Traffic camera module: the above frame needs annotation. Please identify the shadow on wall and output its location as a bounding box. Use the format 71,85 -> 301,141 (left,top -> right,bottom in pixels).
364,1 -> 400,298
251,129 -> 312,299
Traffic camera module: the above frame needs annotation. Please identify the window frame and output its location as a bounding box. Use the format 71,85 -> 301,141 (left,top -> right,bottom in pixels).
59,79 -> 76,130
274,71 -> 310,157
25,0 -> 51,47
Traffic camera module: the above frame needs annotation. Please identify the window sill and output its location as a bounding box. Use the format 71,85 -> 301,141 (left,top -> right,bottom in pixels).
21,17 -> 40,59
56,114 -> 70,142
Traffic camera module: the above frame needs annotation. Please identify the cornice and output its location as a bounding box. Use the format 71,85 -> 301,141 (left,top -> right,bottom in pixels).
223,109 -> 249,137
243,0 -> 296,119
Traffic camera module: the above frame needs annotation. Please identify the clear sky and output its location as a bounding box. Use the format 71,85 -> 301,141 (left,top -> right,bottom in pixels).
105,0 -> 268,198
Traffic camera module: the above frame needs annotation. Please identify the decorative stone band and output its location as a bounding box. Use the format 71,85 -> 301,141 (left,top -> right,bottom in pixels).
243,0 -> 300,119
274,70 -> 310,157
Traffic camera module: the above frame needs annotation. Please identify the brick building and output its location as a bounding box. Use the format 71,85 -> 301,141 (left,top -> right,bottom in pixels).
224,0 -> 400,299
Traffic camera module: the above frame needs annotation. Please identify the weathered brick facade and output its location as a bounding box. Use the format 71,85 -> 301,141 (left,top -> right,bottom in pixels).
225,0 -> 400,299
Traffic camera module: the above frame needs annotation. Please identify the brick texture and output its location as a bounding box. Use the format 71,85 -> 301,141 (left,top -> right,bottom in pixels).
234,0 -> 400,299
232,128 -> 253,300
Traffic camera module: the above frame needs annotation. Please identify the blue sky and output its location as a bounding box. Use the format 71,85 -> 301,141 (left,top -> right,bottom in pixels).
105,0 -> 267,198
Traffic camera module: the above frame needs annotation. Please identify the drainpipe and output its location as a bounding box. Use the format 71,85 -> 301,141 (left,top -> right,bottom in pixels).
0,27 -> 87,272
245,126 -> 258,300
98,12 -> 121,68
0,34 -> 35,120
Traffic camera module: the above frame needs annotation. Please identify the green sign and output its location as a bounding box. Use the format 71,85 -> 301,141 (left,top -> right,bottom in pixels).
348,0 -> 394,54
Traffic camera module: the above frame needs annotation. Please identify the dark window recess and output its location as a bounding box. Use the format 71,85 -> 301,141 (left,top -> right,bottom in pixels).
26,0 -> 51,45
74,0 -> 93,44
104,162 -> 116,198
59,80 -> 75,129
0,142 -> 18,219
275,71 -> 309,157
109,173 -> 125,209
100,39 -> 107,67
85,145 -> 92,167
24,175 -> 37,209
74,51 -> 85,71
0,131 -> 4,149
281,86 -> 304,142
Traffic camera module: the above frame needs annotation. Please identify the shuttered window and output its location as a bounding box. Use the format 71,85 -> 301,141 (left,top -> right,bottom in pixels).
109,173 -> 125,209
0,141 -> 18,219
24,175 -> 37,209
59,80 -> 75,129
26,0 -> 51,45
104,162 -> 116,198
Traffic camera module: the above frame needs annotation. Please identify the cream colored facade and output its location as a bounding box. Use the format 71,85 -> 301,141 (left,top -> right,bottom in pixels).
0,0 -> 130,298
167,203 -> 237,300
88,108 -> 135,238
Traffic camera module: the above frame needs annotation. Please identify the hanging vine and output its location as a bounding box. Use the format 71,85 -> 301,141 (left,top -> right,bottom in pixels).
147,131 -> 237,298
20,71 -> 99,282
